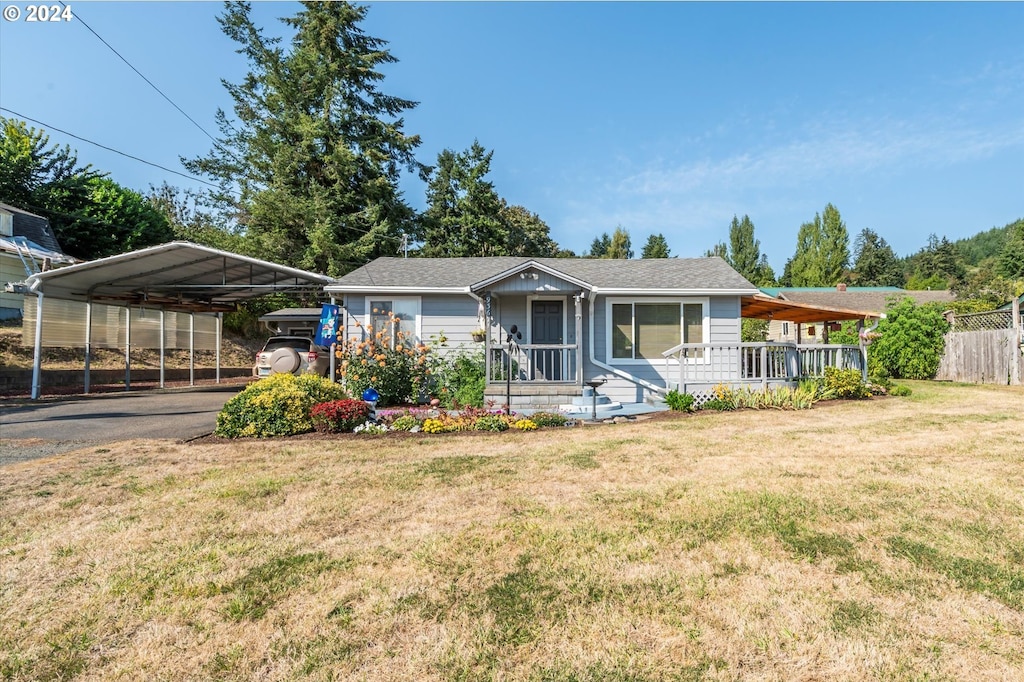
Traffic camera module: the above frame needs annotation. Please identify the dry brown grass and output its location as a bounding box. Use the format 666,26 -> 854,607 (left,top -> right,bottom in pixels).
2,381 -> 1023,680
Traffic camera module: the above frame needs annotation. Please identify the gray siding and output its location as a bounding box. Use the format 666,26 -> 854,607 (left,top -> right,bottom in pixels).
489,271 -> 579,295
421,295 -> 480,347
709,296 -> 741,343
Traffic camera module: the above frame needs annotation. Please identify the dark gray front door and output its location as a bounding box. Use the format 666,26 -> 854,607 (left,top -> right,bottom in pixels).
532,300 -> 563,380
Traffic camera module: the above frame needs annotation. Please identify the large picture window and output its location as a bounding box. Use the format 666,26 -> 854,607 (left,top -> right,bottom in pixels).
609,300 -> 706,361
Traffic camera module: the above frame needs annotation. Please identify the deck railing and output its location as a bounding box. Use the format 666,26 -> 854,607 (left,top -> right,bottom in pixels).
662,342 -> 864,391
487,344 -> 579,383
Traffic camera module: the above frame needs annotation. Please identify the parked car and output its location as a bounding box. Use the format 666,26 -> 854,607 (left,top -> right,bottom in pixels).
253,336 -> 330,378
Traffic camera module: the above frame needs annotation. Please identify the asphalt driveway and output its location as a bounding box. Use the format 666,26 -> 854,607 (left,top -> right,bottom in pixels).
0,385 -> 243,465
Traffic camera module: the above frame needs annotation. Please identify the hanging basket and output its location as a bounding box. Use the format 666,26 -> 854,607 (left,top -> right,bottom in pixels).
471,331 -> 486,343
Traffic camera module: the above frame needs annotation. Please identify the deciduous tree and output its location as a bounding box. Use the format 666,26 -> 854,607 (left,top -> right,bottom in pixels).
788,203 -> 849,286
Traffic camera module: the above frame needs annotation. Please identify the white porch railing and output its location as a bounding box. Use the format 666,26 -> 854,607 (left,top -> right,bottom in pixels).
488,344 -> 579,383
662,342 -> 864,391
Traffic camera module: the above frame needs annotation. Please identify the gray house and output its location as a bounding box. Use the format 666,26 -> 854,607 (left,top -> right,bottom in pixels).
325,256 -> 849,408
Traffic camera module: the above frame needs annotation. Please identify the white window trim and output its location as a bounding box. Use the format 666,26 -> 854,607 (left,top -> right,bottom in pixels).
605,297 -> 710,365
364,295 -> 422,345
526,295 -> 569,346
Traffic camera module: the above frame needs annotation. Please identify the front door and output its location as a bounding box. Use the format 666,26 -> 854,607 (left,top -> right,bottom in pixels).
531,300 -> 563,380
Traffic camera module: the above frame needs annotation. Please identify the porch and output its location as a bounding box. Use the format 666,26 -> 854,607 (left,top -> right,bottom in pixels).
661,342 -> 865,394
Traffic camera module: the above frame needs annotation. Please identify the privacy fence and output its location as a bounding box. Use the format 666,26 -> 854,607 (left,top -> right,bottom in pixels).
936,307 -> 1023,385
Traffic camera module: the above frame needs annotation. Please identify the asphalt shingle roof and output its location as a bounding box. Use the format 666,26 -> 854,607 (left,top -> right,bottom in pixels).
779,289 -> 955,313
0,203 -> 66,254
330,257 -> 758,292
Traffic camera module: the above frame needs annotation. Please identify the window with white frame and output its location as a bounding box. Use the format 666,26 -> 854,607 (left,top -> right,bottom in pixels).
366,297 -> 420,347
608,299 -> 707,362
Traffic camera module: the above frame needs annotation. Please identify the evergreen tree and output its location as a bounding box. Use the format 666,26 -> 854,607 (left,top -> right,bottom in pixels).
905,234 -> 966,290
588,233 -> 611,258
641,233 -> 671,258
184,2 -> 423,275
997,219 -> 1024,279
720,215 -> 776,284
605,226 -> 633,259
788,203 -> 849,286
851,228 -> 903,286
419,142 -> 503,257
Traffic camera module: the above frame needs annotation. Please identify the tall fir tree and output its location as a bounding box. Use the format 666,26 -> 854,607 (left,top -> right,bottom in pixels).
641,233 -> 671,258
419,141 -> 504,257
184,1 -> 423,275
851,228 -> 903,286
788,203 -> 849,286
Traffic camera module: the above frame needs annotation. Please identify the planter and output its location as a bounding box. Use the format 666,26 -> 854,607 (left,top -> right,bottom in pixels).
471,332 -> 486,343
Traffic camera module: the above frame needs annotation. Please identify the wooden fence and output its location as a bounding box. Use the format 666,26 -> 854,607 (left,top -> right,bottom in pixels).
935,328 -> 1023,385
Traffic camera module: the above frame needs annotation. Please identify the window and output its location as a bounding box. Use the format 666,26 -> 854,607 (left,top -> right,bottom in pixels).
610,300 -> 705,361
782,322 -> 790,336
0,211 -> 12,237
366,297 -> 420,347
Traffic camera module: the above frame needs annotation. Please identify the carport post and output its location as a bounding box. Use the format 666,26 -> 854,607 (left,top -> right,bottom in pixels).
189,313 -> 195,386
159,309 -> 166,388
84,300 -> 92,394
30,292 -> 44,400
124,306 -> 131,391
216,312 -> 222,384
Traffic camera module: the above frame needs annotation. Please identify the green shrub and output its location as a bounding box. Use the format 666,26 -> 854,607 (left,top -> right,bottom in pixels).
337,314 -> 430,406
823,366 -> 870,399
528,411 -> 573,427
890,384 -> 913,397
390,415 -> 422,431
664,389 -> 695,412
474,415 -> 509,432
429,351 -> 486,408
701,398 -> 735,412
870,297 -> 950,380
216,374 -> 348,438
310,399 -> 370,433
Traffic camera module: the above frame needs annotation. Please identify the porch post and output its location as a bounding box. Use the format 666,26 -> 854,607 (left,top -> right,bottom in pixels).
760,344 -> 768,391
857,319 -> 868,383
574,293 -> 583,385
484,293 -> 492,384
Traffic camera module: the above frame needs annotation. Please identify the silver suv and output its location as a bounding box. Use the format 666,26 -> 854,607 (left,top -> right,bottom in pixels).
253,336 -> 331,378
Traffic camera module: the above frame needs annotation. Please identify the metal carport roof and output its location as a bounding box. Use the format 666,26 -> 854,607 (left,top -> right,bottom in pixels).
21,242 -> 333,399
24,241 -> 332,311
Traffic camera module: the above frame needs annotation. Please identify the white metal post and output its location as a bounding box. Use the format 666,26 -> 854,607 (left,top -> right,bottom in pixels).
124,306 -> 131,391
30,293 -> 44,400
159,309 -> 166,388
84,300 -> 93,394
189,312 -> 195,386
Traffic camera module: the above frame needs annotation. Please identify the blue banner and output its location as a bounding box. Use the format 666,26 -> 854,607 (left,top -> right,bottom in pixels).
314,304 -> 340,347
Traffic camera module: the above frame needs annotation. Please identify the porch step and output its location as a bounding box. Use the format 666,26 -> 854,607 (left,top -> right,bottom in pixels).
484,384 -> 583,410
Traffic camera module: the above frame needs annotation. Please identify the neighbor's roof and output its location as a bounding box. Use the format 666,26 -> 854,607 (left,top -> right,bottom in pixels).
326,256 -> 759,295
0,202 -> 67,255
777,288 -> 954,313
24,241 -> 332,313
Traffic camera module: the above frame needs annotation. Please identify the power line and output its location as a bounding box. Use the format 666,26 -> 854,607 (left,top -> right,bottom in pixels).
60,1 -> 217,143
0,107 -> 232,194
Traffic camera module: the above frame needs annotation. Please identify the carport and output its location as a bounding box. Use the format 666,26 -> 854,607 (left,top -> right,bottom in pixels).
21,241 -> 333,399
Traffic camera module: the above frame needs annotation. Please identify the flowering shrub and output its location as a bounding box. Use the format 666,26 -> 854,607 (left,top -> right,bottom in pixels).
215,373 -> 348,438
528,411 -> 575,427
310,399 -> 371,433
513,419 -> 538,431
353,422 -> 389,434
336,311 -> 431,405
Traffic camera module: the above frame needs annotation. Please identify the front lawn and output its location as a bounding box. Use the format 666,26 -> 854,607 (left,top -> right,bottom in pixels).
1,381 -> 1022,680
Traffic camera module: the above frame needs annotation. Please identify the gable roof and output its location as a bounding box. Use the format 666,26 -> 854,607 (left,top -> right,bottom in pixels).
0,203 -> 67,255
25,241 -> 333,312
326,256 -> 759,295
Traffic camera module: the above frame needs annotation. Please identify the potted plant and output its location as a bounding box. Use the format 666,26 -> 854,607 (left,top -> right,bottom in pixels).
471,329 -> 487,342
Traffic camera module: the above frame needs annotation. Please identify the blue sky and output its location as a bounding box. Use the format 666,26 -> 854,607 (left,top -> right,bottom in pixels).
2,1 -> 1022,271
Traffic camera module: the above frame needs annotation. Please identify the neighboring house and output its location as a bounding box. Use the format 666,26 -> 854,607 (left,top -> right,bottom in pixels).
763,285 -> 955,344
0,203 -> 77,320
257,307 -> 322,337
326,256 -> 764,407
